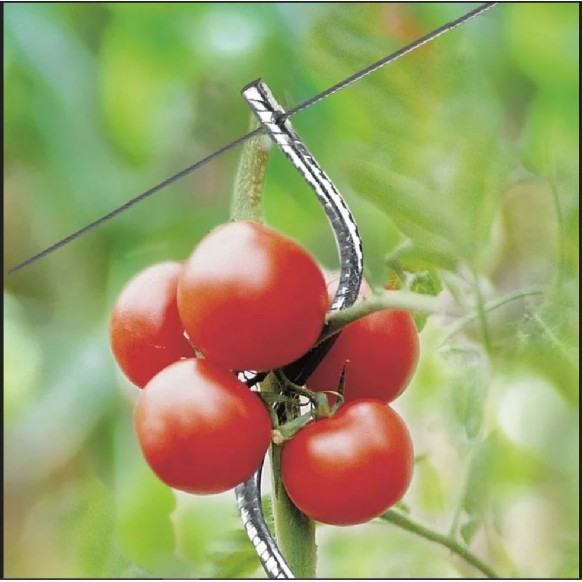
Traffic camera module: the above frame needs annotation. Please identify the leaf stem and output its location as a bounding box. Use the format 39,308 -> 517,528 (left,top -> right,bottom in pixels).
379,509 -> 499,579
471,269 -> 492,353
439,288 -> 544,347
322,290 -> 456,341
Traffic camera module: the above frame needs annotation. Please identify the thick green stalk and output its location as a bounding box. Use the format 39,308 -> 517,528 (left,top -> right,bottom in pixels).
261,373 -> 317,577
271,444 -> 317,577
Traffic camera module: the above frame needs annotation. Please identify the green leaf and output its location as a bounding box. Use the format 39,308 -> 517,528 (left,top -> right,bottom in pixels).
204,494 -> 273,578
515,297 -> 579,406
307,4 -> 511,270
416,461 -> 445,513
463,434 -> 495,519
59,478 -> 131,577
462,431 -> 548,519
99,11 -> 194,164
3,293 -> 42,427
394,501 -> 411,514
459,518 -> 480,545
207,526 -> 261,579
444,345 -> 489,440
114,423 -> 184,576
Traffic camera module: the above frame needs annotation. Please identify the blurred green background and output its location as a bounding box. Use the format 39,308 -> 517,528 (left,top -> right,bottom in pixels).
4,3 -> 579,578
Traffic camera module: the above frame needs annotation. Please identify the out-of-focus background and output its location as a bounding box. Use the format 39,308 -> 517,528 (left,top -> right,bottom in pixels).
4,3 -> 579,578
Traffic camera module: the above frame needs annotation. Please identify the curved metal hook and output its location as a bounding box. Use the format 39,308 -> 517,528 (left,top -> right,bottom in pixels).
235,79 -> 364,579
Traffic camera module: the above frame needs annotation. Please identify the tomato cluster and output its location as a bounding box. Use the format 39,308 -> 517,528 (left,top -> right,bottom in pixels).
280,273 -> 418,525
109,220 -> 418,525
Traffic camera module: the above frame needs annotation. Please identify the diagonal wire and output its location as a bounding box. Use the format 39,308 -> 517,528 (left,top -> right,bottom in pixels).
8,2 -> 496,275
8,130 -> 261,274
282,2 -> 496,119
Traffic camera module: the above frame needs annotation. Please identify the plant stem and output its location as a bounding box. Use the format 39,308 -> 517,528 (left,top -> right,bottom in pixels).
261,370 -> 317,576
379,510 -> 499,579
322,290 -> 457,341
230,113 -> 316,578
230,116 -> 271,222
471,269 -> 492,353
270,444 -> 317,577
438,288 -> 544,347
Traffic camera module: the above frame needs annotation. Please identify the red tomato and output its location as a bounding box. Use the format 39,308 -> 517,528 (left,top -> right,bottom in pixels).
281,400 -> 414,525
177,221 -> 328,371
135,358 -> 272,494
110,261 -> 194,388
308,292 -> 419,403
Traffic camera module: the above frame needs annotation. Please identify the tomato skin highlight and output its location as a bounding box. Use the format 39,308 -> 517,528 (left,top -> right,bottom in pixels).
110,261 -> 194,388
177,221 -> 328,372
281,400 -> 414,525
135,359 -> 272,494
308,296 -> 419,403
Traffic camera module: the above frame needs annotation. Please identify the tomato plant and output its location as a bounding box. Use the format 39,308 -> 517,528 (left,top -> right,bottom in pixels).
177,220 -> 328,371
308,291 -> 419,403
135,358 -> 272,494
110,261 -> 194,387
281,399 -> 414,525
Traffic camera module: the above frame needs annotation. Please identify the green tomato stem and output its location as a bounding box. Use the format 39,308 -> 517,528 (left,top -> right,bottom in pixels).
230,116 -> 316,579
379,509 -> 499,579
321,290 -> 456,341
270,443 -> 317,578
230,115 -> 271,223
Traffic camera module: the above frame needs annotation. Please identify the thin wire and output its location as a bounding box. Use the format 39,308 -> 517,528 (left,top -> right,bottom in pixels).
8,129 -> 260,274
282,2 -> 497,119
8,2 -> 496,275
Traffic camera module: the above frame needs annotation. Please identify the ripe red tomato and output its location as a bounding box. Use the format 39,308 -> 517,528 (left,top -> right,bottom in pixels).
307,292 -> 419,403
281,400 -> 414,525
110,261 -> 194,388
177,221 -> 328,372
135,358 -> 272,494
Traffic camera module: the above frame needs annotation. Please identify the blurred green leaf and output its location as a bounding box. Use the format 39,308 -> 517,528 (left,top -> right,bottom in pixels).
114,423 -> 182,576
416,461 -> 445,513
307,4 -> 511,268
3,293 -> 42,427
445,345 -> 489,439
207,527 -> 262,579
205,495 -> 273,578
463,433 -> 496,519
459,517 -> 480,546
3,3 -> 579,579
60,478 -> 130,577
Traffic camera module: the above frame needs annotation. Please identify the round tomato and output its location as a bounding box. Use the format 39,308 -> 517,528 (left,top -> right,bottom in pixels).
110,261 -> 194,387
307,292 -> 419,403
135,358 -> 272,494
281,400 -> 413,525
177,221 -> 328,371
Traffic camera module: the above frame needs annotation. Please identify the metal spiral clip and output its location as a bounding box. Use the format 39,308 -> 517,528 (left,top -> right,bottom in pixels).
234,79 -> 364,579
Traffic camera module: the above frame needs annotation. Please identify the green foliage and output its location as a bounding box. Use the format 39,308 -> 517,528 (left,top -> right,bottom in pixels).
113,426 -> 181,576
4,3 -> 579,579
445,345 -> 489,440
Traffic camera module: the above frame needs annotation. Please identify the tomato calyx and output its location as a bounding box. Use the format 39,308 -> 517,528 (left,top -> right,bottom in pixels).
272,412 -> 313,445
267,365 -> 351,444
274,369 -> 334,419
